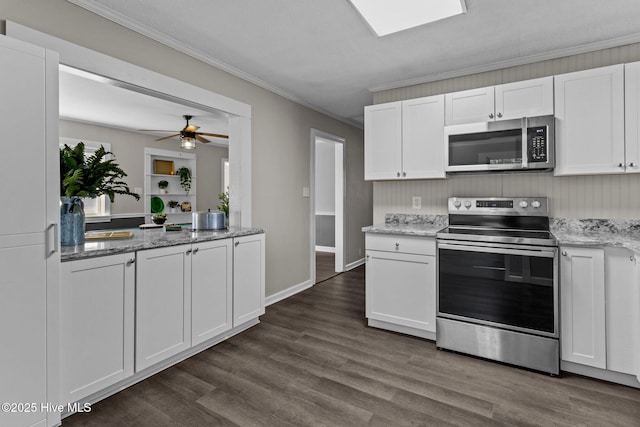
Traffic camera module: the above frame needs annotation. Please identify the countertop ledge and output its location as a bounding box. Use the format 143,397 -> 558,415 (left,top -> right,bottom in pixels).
362,224 -> 444,237
61,227 -> 265,262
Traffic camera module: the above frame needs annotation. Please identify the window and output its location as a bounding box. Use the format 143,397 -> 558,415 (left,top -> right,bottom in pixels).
59,137 -> 112,221
221,157 -> 230,193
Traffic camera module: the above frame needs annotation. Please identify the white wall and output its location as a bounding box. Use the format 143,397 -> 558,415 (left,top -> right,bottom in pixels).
2,0 -> 372,299
315,140 -> 335,214
372,42 -> 640,222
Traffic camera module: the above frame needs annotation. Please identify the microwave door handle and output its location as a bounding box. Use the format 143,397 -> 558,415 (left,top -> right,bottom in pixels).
521,117 -> 529,168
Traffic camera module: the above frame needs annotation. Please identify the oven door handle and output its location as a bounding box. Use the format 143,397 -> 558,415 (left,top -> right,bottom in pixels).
438,242 -> 557,258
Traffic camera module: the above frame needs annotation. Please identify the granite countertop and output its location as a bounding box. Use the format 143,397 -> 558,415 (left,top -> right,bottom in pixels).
550,218 -> 640,255
362,214 -> 640,255
61,226 -> 265,262
362,214 -> 447,238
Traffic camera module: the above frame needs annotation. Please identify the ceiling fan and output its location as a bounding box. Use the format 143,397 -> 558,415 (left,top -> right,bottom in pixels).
140,115 -> 228,149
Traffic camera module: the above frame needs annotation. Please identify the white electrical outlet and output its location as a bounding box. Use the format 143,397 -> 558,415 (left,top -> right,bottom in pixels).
412,196 -> 422,210
302,187 -> 310,198
134,187 -> 142,195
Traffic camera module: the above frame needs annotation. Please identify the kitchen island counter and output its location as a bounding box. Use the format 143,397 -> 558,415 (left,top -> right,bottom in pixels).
61,226 -> 265,261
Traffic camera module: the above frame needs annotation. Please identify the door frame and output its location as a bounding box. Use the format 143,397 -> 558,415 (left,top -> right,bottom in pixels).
310,128 -> 345,284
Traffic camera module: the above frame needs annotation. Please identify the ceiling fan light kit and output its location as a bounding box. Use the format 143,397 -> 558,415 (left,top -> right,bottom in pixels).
140,114 -> 229,149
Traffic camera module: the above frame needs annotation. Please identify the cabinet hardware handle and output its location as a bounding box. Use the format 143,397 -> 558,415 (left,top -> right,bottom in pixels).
126,258 -> 135,266
47,223 -> 58,255
235,241 -> 240,247
497,112 -> 503,118
186,249 -> 192,255
489,113 -> 494,119
397,172 -> 400,177
629,162 -> 636,167
395,242 -> 400,249
562,251 -> 567,256
618,163 -> 624,167
631,256 -> 636,262
402,172 -> 406,177
193,248 -> 199,254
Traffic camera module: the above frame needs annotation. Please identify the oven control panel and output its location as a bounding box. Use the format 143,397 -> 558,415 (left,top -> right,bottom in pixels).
449,197 -> 548,216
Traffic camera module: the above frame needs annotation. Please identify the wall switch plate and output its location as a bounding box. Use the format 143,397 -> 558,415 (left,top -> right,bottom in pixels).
303,187 -> 310,198
412,196 -> 422,210
134,187 -> 142,195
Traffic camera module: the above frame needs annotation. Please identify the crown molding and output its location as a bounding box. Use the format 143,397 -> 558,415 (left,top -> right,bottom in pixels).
369,31 -> 640,93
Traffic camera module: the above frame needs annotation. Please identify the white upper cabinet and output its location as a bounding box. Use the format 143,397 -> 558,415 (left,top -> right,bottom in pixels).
445,77 -> 553,125
365,95 -> 445,180
445,86 -> 495,124
624,61 -> 640,173
495,77 -> 554,121
554,65 -> 625,176
365,101 -> 403,180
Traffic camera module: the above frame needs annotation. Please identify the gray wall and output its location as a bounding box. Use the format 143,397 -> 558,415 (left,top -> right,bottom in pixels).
2,0 -> 372,299
372,42 -> 640,223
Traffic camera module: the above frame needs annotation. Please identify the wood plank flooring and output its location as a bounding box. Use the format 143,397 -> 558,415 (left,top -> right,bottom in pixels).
64,266 -> 640,426
316,251 -> 339,283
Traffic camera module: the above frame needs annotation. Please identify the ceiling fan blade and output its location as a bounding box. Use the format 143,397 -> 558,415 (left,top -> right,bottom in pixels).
197,132 -> 229,139
139,129 -> 178,132
184,125 -> 200,132
155,133 -> 180,142
196,135 -> 211,143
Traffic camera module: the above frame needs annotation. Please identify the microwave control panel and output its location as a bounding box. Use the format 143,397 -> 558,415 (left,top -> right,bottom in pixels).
527,126 -> 548,162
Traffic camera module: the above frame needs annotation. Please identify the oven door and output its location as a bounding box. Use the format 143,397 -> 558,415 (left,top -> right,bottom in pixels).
437,241 -> 558,338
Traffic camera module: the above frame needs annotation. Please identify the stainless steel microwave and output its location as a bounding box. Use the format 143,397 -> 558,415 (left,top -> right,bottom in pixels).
444,115 -> 555,173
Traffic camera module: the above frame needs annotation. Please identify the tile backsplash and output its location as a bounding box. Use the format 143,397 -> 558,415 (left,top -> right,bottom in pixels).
373,172 -> 640,224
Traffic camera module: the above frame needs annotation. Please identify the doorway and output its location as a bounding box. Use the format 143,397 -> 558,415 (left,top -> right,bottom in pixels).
310,129 -> 345,284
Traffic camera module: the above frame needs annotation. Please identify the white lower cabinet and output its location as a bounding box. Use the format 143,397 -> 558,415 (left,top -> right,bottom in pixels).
136,244 -> 192,371
60,253 -> 135,405
365,234 -> 436,338
561,245 -> 640,384
560,246 -> 606,368
233,234 -> 266,327
191,239 -> 233,346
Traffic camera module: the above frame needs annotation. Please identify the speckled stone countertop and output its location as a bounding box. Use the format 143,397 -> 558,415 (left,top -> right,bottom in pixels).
550,218 -> 640,255
61,226 -> 265,262
362,214 -> 448,237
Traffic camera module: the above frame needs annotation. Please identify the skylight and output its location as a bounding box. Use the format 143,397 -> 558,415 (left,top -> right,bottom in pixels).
349,0 -> 467,37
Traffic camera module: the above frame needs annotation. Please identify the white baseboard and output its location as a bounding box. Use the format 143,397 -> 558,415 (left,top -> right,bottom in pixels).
345,257 -> 365,271
265,279 -> 313,306
561,360 -> 640,388
315,246 -> 335,253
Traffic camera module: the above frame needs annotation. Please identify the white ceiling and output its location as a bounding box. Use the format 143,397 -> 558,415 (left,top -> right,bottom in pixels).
65,0 -> 640,128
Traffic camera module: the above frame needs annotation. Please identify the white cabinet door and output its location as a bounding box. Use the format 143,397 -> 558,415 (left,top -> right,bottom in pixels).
624,61 -> 640,173
445,86 -> 495,125
560,247 -> 606,368
495,77 -> 554,120
191,239 -> 233,345
136,245 -> 191,371
605,248 -> 640,375
0,36 -> 59,427
60,254 -> 135,404
366,251 -> 435,332
364,101 -> 402,180
554,65 -> 625,176
402,95 -> 445,179
233,234 -> 266,327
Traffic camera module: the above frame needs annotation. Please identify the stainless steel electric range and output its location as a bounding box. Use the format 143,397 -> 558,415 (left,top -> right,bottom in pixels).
436,197 -> 559,375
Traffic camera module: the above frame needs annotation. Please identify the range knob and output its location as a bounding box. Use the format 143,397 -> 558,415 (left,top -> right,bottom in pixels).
464,200 -> 472,209
453,200 -> 462,208
519,200 -> 529,208
531,200 -> 541,209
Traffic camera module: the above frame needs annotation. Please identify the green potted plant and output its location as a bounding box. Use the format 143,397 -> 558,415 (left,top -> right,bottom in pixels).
168,200 -> 180,213
177,166 -> 192,194
158,180 -> 169,194
217,191 -> 229,218
60,142 -> 140,245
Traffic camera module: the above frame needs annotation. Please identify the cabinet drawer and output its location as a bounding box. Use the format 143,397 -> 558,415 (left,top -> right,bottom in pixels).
366,233 -> 435,255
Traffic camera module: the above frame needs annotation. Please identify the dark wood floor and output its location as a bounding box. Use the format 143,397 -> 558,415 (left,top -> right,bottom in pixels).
316,251 -> 339,283
65,266 -> 640,426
